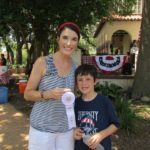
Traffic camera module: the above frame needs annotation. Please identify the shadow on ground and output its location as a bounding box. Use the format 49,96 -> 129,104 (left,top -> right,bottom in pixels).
0,103 -> 29,150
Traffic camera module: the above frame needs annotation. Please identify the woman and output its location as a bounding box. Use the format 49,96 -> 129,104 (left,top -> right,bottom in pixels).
24,22 -> 80,150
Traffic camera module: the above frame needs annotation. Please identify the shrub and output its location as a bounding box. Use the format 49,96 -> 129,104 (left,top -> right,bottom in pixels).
95,82 -> 123,100
115,96 -> 136,132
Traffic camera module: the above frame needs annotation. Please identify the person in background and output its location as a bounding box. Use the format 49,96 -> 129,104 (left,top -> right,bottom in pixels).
114,48 -> 121,55
122,51 -> 132,75
74,64 -> 120,150
130,40 -> 139,71
24,22 -> 80,150
0,54 -> 7,66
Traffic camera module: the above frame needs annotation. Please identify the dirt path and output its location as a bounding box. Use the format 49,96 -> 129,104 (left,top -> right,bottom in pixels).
0,103 -> 29,150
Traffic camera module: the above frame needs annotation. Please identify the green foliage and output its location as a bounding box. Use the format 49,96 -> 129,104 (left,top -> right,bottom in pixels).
80,25 -> 97,55
0,0 -> 137,42
109,0 -> 137,15
95,82 -> 136,132
95,82 -> 123,100
0,0 -> 136,63
132,102 -> 150,119
115,96 -> 136,132
22,49 -> 27,65
9,64 -> 25,70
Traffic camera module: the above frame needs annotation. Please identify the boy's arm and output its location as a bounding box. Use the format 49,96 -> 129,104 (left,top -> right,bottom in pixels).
98,124 -> 118,140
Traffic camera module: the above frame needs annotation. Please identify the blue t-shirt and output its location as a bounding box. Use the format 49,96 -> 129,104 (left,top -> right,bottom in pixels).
74,94 -> 120,150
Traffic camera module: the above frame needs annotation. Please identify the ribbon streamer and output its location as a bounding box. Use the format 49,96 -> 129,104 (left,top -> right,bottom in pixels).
62,92 -> 76,129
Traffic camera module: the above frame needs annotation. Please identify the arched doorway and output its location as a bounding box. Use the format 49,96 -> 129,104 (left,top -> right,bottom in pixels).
111,30 -> 131,54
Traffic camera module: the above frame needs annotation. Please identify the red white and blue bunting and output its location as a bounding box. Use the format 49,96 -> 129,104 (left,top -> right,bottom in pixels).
95,55 -> 126,73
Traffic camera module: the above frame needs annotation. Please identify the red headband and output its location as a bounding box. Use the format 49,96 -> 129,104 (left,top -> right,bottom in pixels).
58,22 -> 80,32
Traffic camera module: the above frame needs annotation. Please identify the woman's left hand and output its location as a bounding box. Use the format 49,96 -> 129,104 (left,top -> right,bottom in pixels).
43,87 -> 71,100
74,128 -> 83,140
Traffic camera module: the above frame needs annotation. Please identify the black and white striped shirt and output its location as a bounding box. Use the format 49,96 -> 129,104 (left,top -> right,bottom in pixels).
30,54 -> 76,133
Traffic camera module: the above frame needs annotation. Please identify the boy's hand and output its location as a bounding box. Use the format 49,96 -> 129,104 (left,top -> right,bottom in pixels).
87,132 -> 103,149
74,128 -> 83,140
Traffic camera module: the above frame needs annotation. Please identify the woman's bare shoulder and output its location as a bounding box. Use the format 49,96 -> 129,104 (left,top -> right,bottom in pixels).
33,56 -> 47,75
34,56 -> 46,65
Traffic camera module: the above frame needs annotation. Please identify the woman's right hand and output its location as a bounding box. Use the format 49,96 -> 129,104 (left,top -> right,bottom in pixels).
43,87 -> 71,100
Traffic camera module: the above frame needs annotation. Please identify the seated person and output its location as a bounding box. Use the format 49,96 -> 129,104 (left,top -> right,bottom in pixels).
0,54 -> 7,66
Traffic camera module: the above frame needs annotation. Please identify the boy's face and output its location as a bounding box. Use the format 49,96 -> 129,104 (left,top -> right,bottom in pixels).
76,74 -> 96,95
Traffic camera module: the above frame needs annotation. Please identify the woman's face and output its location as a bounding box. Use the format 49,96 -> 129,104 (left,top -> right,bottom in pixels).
57,28 -> 79,56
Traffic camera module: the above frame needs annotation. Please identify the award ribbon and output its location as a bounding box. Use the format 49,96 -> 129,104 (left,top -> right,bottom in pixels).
61,91 -> 76,129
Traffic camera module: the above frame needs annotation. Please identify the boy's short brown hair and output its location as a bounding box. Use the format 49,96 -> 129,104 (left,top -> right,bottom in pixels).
75,64 -> 97,84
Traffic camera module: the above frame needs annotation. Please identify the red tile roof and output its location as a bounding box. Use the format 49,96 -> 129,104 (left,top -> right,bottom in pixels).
111,14 -> 142,21
94,14 -> 142,38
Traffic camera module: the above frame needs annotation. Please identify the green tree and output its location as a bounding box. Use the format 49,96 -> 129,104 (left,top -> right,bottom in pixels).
0,0 -> 136,66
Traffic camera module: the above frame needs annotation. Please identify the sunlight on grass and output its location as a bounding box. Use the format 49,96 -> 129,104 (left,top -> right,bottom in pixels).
3,144 -> 13,149
12,112 -> 23,117
137,105 -> 150,112
131,102 -> 150,119
0,111 -> 7,115
112,146 -> 119,150
0,106 -> 7,116
20,133 -> 29,141
0,119 -> 9,124
136,111 -> 150,119
0,133 -> 5,143
0,106 -> 4,111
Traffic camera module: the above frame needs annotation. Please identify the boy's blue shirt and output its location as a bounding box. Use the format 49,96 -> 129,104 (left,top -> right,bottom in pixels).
74,94 -> 120,150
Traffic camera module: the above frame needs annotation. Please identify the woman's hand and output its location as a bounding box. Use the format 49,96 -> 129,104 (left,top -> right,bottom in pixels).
74,128 -> 83,140
43,87 -> 71,100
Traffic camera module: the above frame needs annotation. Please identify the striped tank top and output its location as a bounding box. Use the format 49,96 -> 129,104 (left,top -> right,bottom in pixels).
30,54 -> 76,133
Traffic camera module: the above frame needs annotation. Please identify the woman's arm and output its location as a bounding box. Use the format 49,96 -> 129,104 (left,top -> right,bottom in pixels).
24,57 -> 46,101
24,57 -> 71,102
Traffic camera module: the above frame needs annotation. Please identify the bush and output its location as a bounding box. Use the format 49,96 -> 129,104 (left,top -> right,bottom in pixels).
95,82 -> 123,100
115,96 -> 136,132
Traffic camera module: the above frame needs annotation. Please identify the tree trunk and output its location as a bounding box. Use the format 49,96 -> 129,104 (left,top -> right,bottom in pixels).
3,41 -> 14,64
32,23 -> 49,61
16,42 -> 23,64
26,43 -> 34,75
33,40 -> 41,62
9,48 -> 14,64
132,0 -> 150,98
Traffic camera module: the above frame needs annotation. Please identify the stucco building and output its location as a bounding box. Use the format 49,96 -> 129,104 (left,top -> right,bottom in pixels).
94,0 -> 143,55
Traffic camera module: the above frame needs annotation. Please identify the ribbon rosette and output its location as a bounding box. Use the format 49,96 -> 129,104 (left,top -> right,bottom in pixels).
62,91 -> 75,106
61,91 -> 76,129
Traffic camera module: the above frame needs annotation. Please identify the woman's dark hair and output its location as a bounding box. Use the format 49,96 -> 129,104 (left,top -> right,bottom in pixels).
75,64 -> 97,84
57,22 -> 80,40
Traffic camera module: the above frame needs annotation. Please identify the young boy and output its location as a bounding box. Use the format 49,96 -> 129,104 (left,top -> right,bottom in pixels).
74,64 -> 120,150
